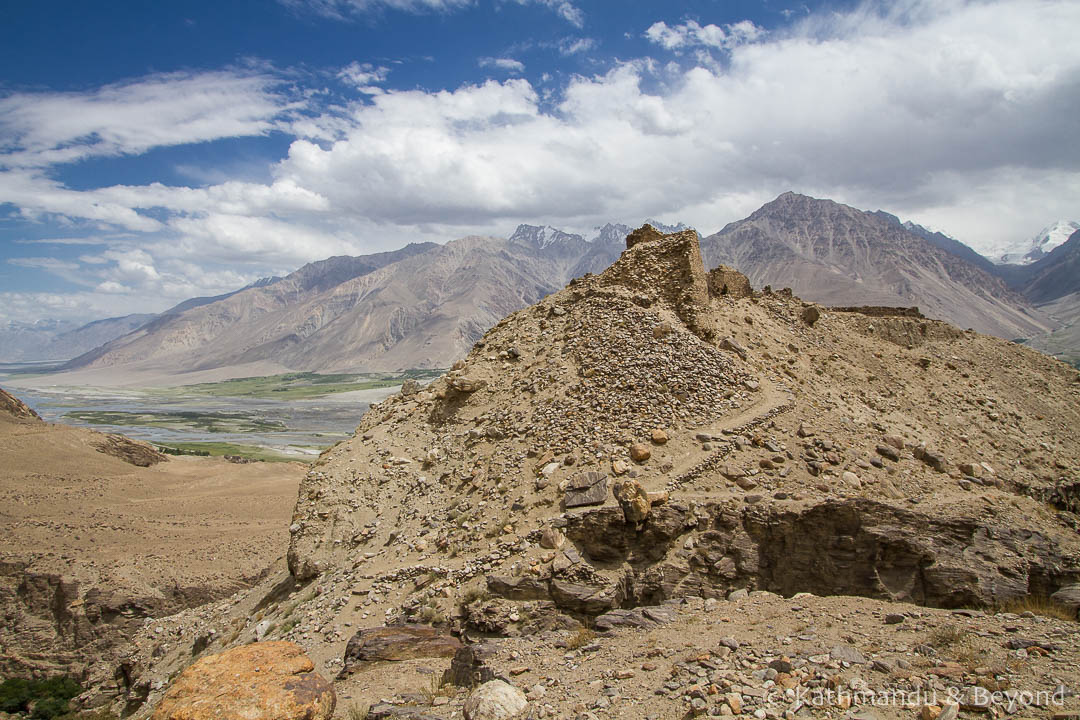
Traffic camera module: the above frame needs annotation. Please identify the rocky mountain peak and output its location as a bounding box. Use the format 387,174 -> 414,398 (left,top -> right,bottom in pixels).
590,222 -> 633,246
508,224 -> 585,251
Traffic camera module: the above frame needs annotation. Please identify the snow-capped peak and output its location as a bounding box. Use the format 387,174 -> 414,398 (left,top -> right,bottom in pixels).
995,220 -> 1080,265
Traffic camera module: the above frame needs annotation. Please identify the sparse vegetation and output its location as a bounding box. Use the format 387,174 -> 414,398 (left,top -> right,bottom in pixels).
163,370 -> 443,401
66,409 -> 286,434
154,442 -> 303,463
345,703 -> 370,720
928,625 -> 969,649
418,674 -> 454,705
0,676 -> 82,719
565,627 -> 596,650
996,594 -> 1077,622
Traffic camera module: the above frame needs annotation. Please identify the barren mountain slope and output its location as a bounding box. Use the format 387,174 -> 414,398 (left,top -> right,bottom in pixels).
101,227 -> 1080,720
0,387 -> 302,679
702,193 -> 1051,340
60,230 -> 625,375
63,242 -> 440,373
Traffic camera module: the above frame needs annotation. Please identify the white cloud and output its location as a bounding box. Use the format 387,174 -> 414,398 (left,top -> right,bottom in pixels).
644,19 -> 764,52
0,70 -> 296,169
280,0 -> 471,19
338,61 -> 391,93
558,37 -> 595,55
478,57 -> 526,73
526,0 -> 583,27
8,257 -> 81,271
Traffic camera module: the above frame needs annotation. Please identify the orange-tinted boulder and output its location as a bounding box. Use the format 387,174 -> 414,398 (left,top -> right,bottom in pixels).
151,641 -> 335,720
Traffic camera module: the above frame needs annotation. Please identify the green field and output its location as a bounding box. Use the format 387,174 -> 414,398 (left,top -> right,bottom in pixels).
154,441 -> 311,463
66,410 -> 286,433
158,370 -> 443,400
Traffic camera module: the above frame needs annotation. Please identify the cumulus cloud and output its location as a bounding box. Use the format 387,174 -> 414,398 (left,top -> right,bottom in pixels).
264,0 -> 1080,248
478,57 -> 526,73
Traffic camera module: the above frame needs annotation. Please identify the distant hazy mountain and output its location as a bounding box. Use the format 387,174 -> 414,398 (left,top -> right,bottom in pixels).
700,192 -> 1051,340
0,314 -> 155,362
993,220 -> 1080,265
897,219 -> 1001,276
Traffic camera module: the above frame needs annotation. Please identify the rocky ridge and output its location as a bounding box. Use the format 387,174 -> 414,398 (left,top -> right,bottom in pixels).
78,227 -> 1080,720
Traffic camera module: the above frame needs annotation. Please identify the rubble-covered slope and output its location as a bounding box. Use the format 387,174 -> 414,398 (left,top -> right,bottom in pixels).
106,226 -> 1080,720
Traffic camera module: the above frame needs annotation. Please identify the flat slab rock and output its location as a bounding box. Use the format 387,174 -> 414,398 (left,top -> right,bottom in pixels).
368,704 -> 448,720
564,471 -> 608,508
594,605 -> 677,632
151,641 -> 335,720
342,625 -> 462,670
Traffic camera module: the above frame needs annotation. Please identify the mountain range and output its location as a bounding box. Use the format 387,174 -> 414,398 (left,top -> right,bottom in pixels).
23,194 -> 1080,377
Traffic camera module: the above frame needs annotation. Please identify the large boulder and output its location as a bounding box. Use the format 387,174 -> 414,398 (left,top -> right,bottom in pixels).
463,680 -> 527,720
612,478 -> 651,524
151,641 -> 335,720
1050,584 -> 1080,618
563,471 -> 608,508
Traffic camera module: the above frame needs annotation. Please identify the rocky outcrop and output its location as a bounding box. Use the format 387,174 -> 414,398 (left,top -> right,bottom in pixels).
91,433 -> 167,467
151,642 -> 335,720
0,561 -> 248,680
1050,584 -> 1080,618
0,387 -> 41,422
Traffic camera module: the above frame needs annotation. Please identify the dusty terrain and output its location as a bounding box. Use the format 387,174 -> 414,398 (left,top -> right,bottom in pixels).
41,226 -> 1080,720
0,390 -> 304,678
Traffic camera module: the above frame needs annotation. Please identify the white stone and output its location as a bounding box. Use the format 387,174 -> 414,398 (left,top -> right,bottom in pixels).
464,680 -> 528,720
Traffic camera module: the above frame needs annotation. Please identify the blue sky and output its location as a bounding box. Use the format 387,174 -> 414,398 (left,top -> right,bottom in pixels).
1,0 -> 1078,324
